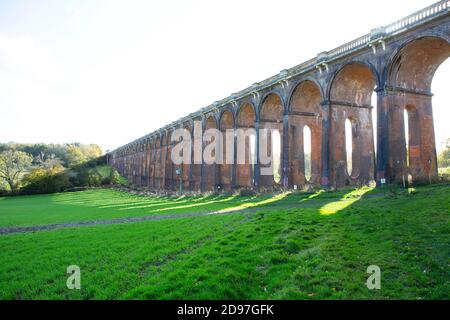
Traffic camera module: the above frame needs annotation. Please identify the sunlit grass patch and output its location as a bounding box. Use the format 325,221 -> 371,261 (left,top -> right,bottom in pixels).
213,192 -> 290,214
319,187 -> 372,215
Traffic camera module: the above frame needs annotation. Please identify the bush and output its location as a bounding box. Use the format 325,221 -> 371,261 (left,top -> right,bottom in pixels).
22,165 -> 70,194
70,168 -> 102,187
438,167 -> 450,182
101,176 -> 112,185
110,169 -> 128,186
239,188 -> 257,197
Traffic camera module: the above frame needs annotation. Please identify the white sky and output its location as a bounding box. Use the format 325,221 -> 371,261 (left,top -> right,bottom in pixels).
0,0 -> 448,152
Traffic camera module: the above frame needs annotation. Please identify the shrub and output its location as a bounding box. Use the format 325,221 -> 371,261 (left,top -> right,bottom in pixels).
101,176 -> 112,185
22,165 -> 70,194
110,169 -> 128,186
239,188 -> 257,197
86,170 -> 102,187
69,168 -> 102,187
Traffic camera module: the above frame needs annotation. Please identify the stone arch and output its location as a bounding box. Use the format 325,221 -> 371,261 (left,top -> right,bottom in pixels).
329,62 -> 376,187
154,136 -> 162,189
388,36 -> 450,92
203,115 -> 218,191
259,93 -> 284,188
236,102 -> 256,188
260,93 -> 284,121
136,141 -> 144,187
386,36 -> 450,184
330,62 -> 377,106
160,132 -> 168,189
166,130 -> 175,190
181,123 -> 192,190
288,80 -> 323,187
219,109 -> 234,190
289,79 -> 324,113
141,139 -> 148,187
190,119 -> 202,191
237,102 -> 256,127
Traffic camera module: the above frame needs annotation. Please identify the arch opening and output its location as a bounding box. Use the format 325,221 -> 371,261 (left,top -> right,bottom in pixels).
219,110 -> 234,190
250,133 -> 256,185
303,125 -> 312,182
236,103 -> 256,188
330,62 -> 376,186
160,133 -> 167,190
404,108 -> 410,169
432,57 -> 450,177
260,93 -> 284,187
288,80 -> 323,187
203,116 -> 217,191
388,36 -> 450,183
345,118 -> 353,177
389,37 -> 450,93
272,130 -> 281,184
154,137 -> 161,189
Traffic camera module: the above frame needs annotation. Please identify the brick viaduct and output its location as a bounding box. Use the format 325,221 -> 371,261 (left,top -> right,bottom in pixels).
107,1 -> 450,191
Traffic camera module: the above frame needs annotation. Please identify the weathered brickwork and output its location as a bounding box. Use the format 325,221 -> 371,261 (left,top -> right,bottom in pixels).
108,1 -> 450,191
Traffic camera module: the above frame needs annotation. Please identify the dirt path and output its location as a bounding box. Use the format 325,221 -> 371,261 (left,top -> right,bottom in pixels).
0,205 -> 302,235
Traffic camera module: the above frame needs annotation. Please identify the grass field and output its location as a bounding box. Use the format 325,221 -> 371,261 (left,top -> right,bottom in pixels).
0,184 -> 449,299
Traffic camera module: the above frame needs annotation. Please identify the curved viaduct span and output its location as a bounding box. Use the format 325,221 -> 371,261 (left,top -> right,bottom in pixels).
108,1 -> 450,191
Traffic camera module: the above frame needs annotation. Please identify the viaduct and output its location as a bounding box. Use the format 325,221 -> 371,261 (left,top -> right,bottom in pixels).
107,0 -> 450,192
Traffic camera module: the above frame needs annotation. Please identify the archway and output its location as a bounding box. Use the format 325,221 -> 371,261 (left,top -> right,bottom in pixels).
303,125 -> 312,182
236,103 -> 256,188
167,130 -> 175,190
182,124 -> 192,190
154,136 -> 162,189
432,58 -> 450,178
203,116 -> 217,191
160,133 -> 168,189
345,118 -> 353,177
260,93 -> 284,188
288,80 -> 323,188
330,62 -> 376,187
219,110 -> 234,190
387,36 -> 450,184
190,118 -> 202,191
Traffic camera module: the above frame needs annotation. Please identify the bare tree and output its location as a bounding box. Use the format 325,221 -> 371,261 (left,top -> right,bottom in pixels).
35,152 -> 62,169
0,150 -> 33,193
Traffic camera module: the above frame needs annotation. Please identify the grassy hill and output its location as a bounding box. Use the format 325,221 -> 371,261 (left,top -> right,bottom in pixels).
0,184 -> 448,299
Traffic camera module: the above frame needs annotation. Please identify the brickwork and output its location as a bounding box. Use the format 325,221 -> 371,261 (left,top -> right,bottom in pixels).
107,2 -> 450,191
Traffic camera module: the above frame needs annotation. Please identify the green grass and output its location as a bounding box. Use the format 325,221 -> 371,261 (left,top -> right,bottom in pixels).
0,189 -> 279,227
0,184 -> 449,299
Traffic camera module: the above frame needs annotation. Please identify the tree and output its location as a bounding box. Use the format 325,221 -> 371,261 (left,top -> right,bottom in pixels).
66,144 -> 87,167
438,138 -> 450,169
35,152 -> 62,169
0,150 -> 33,193
66,144 -> 103,168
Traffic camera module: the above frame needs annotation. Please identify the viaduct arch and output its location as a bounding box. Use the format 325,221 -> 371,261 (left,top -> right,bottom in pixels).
108,1 -> 450,191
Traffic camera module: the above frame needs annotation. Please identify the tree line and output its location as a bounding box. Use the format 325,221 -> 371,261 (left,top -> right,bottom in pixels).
0,143 -> 125,195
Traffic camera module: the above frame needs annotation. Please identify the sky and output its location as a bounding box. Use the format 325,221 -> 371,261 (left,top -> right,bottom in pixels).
0,0 -> 448,153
